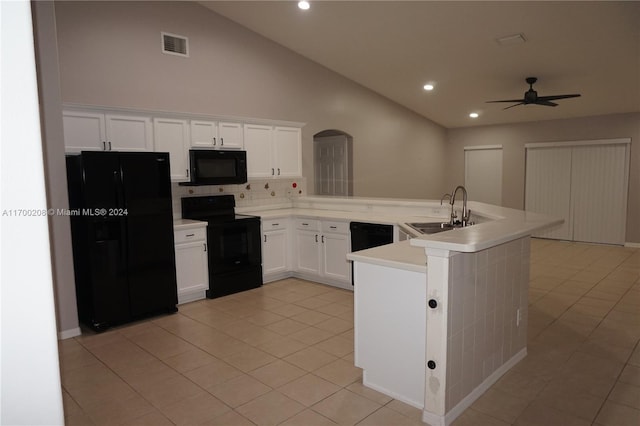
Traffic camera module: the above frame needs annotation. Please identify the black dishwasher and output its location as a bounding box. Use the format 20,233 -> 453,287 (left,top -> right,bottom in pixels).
349,222 -> 394,285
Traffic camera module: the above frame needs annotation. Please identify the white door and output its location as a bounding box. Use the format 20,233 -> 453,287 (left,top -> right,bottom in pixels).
525,147 -> 573,240
314,135 -> 351,196
464,146 -> 502,205
525,140 -> 630,244
174,241 -> 208,304
570,144 -> 628,245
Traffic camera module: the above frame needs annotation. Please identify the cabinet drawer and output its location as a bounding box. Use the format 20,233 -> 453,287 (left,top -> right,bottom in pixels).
295,218 -> 320,231
262,218 -> 287,231
174,227 -> 207,244
322,220 -> 349,234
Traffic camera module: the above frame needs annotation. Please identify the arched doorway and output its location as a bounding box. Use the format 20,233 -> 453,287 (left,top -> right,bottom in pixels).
313,130 -> 353,196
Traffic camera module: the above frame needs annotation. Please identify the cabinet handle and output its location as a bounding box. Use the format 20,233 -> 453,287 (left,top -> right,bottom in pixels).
264,235 -> 267,242
102,141 -> 106,150
108,141 -> 112,151
272,223 -> 279,226
321,235 -> 325,243
330,226 -> 337,229
212,137 -> 216,146
221,138 -> 224,146
277,168 -> 281,175
186,233 -> 195,237
315,234 -> 318,243
302,223 -> 309,226
203,243 -> 207,252
186,168 -> 189,178
271,168 -> 275,176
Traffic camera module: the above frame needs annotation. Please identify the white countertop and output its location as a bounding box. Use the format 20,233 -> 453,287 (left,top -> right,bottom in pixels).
347,240 -> 427,273
173,218 -> 208,230
238,197 -> 562,254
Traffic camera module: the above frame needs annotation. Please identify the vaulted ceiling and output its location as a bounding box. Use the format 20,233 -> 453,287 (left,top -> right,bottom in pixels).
200,1 -> 640,128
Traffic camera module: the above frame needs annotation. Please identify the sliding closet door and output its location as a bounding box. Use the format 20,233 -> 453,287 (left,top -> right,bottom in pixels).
571,144 -> 628,245
525,147 -> 573,240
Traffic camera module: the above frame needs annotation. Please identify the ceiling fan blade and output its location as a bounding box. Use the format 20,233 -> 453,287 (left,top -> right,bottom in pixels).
503,102 -> 525,110
537,94 -> 581,101
535,100 -> 558,107
486,99 -> 525,103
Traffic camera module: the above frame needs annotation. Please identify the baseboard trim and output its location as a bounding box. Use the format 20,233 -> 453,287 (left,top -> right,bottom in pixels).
422,348 -> 527,426
624,242 -> 640,248
58,327 -> 81,340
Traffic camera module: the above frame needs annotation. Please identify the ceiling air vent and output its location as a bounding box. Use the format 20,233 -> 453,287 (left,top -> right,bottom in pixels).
161,32 -> 189,57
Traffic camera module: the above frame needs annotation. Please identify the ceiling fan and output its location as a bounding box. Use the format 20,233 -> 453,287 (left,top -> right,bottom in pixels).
487,77 -> 581,109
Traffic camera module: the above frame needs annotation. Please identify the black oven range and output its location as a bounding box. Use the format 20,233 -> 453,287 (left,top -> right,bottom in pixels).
181,195 -> 262,298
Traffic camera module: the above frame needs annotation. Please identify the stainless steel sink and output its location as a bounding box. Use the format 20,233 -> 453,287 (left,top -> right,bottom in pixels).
406,222 -> 455,235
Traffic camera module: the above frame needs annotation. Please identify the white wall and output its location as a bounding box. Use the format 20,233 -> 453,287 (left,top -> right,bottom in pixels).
53,0 -> 448,199
32,0 -> 80,338
0,1 -> 64,423
446,113 -> 640,243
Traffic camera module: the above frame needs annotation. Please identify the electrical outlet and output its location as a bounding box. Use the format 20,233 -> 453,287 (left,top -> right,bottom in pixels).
516,308 -> 521,327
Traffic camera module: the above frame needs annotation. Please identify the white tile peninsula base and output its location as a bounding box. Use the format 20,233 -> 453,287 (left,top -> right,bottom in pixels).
353,236 -> 530,426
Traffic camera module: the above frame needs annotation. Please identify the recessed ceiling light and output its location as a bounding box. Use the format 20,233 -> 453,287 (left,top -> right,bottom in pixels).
469,112 -> 479,118
423,84 -> 434,91
298,1 -> 310,10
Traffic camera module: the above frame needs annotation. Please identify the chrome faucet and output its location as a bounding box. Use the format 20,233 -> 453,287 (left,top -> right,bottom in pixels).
451,185 -> 471,226
440,192 -> 455,224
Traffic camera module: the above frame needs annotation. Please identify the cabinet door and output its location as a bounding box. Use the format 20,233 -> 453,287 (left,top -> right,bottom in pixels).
322,232 -> 351,283
153,118 -> 190,181
273,126 -> 302,177
63,110 -> 106,152
105,114 -> 153,151
174,240 -> 209,304
263,229 -> 288,276
218,122 -> 244,149
190,120 -> 218,148
295,229 -> 321,275
244,124 -> 274,178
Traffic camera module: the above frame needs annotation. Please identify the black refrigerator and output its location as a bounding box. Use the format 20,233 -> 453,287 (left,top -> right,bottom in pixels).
66,151 -> 178,331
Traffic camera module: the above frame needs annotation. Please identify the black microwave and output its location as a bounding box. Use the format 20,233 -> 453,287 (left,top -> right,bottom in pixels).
183,150 -> 248,185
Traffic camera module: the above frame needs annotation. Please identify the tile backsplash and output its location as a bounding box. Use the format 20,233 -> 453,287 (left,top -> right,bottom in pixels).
171,177 -> 306,218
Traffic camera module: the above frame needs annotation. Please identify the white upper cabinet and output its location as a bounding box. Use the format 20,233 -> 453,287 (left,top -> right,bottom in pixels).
190,120 -> 218,148
217,122 -> 243,149
244,124 -> 274,178
153,118 -> 190,181
190,120 -> 243,149
63,111 -> 107,151
244,124 -> 302,178
63,110 -> 153,152
273,126 -> 302,177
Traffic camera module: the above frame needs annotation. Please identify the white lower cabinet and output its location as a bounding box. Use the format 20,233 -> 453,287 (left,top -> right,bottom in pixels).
174,224 -> 208,304
262,218 -> 290,282
294,218 -> 352,289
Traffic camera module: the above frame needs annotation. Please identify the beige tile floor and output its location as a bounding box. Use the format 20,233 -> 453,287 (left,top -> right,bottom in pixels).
59,239 -> 640,426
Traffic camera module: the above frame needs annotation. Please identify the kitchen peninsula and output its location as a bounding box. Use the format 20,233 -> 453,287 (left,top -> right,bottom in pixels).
240,195 -> 561,426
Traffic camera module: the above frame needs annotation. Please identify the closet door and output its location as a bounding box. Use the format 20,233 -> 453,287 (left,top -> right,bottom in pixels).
571,144 -> 628,245
525,147 -> 573,240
